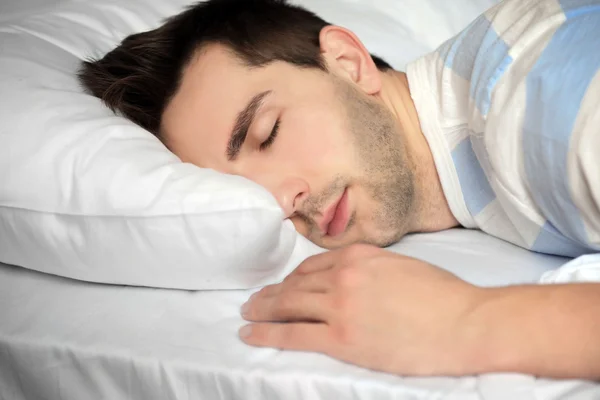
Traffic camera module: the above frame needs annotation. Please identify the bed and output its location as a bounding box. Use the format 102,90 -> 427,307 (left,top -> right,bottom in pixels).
1,0 -> 599,398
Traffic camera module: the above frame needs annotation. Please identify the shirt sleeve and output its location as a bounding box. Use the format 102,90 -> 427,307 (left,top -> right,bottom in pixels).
536,59 -> 600,283
543,45 -> 600,283
513,1 -> 600,282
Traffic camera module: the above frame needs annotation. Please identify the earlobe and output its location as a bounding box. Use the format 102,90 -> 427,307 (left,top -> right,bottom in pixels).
319,26 -> 382,95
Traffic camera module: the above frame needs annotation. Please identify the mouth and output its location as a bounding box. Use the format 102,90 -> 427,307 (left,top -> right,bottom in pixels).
319,188 -> 350,238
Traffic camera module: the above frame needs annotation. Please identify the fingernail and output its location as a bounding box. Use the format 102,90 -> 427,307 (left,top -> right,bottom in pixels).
239,325 -> 252,338
241,301 -> 253,317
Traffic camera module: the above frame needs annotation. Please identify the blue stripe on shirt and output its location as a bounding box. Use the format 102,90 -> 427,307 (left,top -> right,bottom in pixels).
438,14 -> 512,116
439,16 -> 491,80
524,6 -> 600,254
470,29 -> 512,117
452,137 -> 496,216
533,221 -> 592,258
559,0 -> 600,18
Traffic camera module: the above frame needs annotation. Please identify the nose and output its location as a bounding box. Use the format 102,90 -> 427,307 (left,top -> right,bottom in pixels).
271,177 -> 310,218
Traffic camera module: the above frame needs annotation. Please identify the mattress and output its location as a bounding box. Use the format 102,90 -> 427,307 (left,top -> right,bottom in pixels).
1,229 -> 599,399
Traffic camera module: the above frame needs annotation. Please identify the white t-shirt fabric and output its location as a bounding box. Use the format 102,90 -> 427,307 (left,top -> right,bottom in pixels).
406,0 -> 600,283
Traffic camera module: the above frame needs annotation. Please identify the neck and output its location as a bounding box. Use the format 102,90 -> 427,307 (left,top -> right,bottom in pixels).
379,71 -> 459,233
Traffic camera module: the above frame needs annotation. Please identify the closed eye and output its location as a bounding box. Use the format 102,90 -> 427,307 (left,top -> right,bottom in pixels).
259,118 -> 280,151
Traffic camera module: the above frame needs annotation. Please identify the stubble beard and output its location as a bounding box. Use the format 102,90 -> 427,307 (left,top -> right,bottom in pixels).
339,77 -> 416,247
297,78 -> 417,248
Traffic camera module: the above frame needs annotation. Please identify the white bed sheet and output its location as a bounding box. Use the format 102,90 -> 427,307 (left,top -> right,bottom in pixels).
1,230 -> 599,400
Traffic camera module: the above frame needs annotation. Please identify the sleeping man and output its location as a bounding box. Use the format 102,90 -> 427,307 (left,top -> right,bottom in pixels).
78,0 -> 600,379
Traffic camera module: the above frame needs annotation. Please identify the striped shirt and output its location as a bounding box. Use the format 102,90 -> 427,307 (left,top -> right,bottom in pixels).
406,0 -> 600,282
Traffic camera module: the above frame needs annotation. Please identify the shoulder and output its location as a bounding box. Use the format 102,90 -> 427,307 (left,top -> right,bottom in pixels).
481,0 -> 600,253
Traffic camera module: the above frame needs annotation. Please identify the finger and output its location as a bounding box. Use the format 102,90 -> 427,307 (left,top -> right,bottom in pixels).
292,250 -> 337,275
260,269 -> 333,297
239,322 -> 334,355
242,291 -> 331,322
292,244 -> 377,276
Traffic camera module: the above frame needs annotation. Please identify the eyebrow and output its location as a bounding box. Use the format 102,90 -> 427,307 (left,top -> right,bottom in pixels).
226,90 -> 272,161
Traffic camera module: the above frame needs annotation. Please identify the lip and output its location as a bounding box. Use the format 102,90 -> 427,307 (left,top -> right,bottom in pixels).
318,189 -> 350,238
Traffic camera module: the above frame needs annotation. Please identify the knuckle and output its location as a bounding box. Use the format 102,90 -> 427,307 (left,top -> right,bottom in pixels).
266,327 -> 288,350
296,253 -> 320,273
265,324 -> 296,350
249,324 -> 268,341
332,322 -> 357,346
259,285 -> 275,297
277,292 -> 297,313
333,265 -> 363,289
331,291 -> 355,316
285,274 -> 302,289
281,325 -> 297,344
281,275 -> 296,289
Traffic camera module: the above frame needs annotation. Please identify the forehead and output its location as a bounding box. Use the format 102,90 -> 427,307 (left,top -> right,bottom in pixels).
161,45 -> 255,168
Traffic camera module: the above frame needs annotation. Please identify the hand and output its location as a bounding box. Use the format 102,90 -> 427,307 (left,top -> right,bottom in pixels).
239,244 -> 485,376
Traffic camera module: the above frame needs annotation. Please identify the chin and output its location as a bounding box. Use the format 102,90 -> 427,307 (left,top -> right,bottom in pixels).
309,233 -> 398,250
349,231 -> 405,249
320,241 -> 349,250
363,224 -> 409,248
301,223 -> 406,249
307,235 -> 354,250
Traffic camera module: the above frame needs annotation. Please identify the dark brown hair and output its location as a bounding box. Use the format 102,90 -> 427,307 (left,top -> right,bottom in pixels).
78,0 -> 392,139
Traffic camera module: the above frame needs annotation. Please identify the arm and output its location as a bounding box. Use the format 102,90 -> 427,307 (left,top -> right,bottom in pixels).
468,2 -> 600,378
467,279 -> 600,379
240,246 -> 600,378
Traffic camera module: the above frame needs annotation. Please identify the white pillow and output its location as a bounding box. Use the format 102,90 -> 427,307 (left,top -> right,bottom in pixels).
0,0 -> 497,290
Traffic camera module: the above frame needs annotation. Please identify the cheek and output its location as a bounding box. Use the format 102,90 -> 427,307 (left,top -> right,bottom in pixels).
278,111 -> 353,172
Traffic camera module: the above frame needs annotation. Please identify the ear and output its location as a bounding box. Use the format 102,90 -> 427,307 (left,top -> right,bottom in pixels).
319,25 -> 382,95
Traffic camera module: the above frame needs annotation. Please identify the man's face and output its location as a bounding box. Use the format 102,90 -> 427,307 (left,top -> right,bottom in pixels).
162,45 -> 415,249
